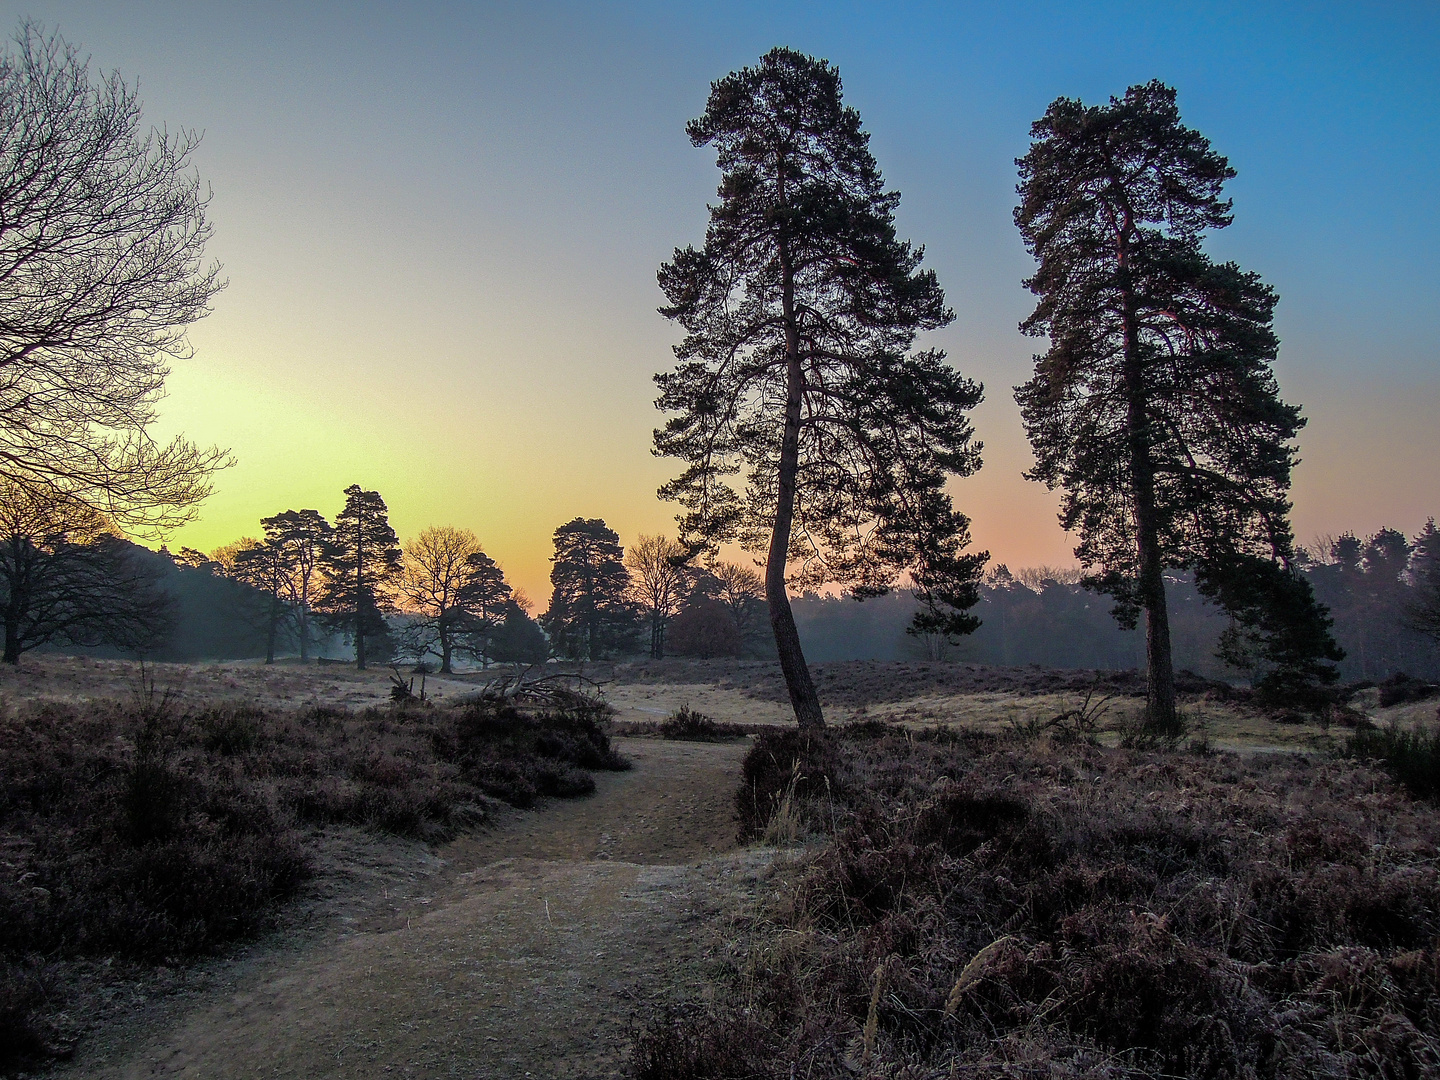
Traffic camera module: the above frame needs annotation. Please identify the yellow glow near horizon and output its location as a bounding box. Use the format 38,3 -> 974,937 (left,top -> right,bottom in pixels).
152,316 -> 1440,610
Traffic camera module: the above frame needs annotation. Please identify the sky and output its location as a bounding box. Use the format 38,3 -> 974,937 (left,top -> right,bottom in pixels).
3,1 -> 1436,604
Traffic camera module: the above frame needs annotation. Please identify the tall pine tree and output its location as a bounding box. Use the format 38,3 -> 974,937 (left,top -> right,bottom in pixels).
540,518 -> 634,661
318,485 -> 401,670
1014,81 -> 1339,729
655,47 -> 985,729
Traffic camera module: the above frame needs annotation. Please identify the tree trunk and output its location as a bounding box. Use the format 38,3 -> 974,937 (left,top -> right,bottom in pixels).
354,540 -> 367,671
265,595 -> 278,664
440,622 -> 452,674
298,608 -> 310,662
1119,254 -> 1177,732
3,615 -> 19,665
770,229 -> 825,731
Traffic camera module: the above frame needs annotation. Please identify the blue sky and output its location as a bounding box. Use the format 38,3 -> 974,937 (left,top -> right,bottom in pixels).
2,1 -> 1434,596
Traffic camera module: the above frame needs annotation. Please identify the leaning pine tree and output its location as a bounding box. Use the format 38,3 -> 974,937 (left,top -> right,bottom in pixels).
1014,80 -> 1340,731
655,47 -> 986,730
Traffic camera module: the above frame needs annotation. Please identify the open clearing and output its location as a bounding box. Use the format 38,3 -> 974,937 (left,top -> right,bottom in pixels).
6,656 -> 1432,1077
44,735 -> 762,1079
8,654 -> 1425,750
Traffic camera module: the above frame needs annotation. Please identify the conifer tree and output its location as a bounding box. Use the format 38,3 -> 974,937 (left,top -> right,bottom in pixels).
318,485 -> 401,669
455,550 -> 512,666
655,47 -> 985,729
541,518 -> 634,660
1014,81 -> 1339,728
261,509 -> 331,661
1409,519 -> 1440,642
232,538 -> 291,664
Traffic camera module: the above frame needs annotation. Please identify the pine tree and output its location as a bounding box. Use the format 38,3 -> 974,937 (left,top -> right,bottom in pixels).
1409,519 -> 1440,642
540,518 -> 635,660
1014,80 -> 1339,729
318,485 -> 401,670
260,509 -> 331,661
456,550 -> 512,666
655,47 -> 985,729
232,538 -> 291,664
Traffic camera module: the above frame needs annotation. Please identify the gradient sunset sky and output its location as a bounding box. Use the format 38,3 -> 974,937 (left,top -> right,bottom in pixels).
5,1 -> 1436,603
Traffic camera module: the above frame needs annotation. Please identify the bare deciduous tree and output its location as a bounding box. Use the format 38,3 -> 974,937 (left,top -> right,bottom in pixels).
0,22 -> 228,533
625,534 -> 690,659
399,526 -> 511,673
707,560 -> 766,651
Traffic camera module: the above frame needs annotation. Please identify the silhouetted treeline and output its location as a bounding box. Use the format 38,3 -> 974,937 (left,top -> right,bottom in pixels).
1308,524 -> 1440,681
43,544 -> 288,662
787,524 -> 1440,682
789,574 -> 1230,676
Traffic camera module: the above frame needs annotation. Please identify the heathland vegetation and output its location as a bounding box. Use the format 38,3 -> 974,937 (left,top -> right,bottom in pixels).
0,20 -> 1437,1080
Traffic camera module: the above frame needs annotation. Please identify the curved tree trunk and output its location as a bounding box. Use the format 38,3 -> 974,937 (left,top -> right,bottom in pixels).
770,229 -> 825,731
1120,255 -> 1177,732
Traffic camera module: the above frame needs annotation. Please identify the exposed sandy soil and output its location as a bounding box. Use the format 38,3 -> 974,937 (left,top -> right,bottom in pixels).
45,737 -> 761,1079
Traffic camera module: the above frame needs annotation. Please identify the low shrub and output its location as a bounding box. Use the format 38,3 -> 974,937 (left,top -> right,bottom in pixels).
0,691 -> 626,1071
659,706 -> 748,743
638,728 -> 1440,1079
1378,671 -> 1440,709
735,728 -> 842,841
1347,721 -> 1440,801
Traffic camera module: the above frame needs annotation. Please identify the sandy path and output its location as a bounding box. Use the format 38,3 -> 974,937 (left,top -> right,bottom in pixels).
63,738 -> 756,1080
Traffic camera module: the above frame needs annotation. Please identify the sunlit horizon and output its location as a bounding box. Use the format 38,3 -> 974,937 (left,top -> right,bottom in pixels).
12,0 -> 1431,607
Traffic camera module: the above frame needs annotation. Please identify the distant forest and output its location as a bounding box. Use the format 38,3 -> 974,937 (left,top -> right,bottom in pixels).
47,522 -> 1438,687
792,527 -> 1440,683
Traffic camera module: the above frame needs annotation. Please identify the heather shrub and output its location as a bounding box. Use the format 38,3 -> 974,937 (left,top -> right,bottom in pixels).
1378,672 -> 1440,709
735,728 -> 842,841
0,960 -> 58,1068
639,729 -> 1440,1079
1347,722 -> 1440,801
658,706 -> 747,743
0,691 -> 626,1071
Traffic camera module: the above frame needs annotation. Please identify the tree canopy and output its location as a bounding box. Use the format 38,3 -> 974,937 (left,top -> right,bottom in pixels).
398,526 -> 512,672
625,534 -> 690,659
0,481 -> 171,663
317,485 -> 401,670
261,509 -> 331,661
0,22 -> 227,534
541,518 -> 635,661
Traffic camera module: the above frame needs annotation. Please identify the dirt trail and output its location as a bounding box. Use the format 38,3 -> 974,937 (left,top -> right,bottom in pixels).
63,738 -> 757,1080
